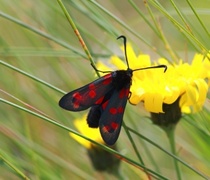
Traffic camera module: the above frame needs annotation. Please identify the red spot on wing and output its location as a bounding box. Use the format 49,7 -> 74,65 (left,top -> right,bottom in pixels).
118,106 -> 124,113
110,108 -> 117,114
109,107 -> 124,114
88,84 -> 96,98
119,88 -> 129,98
73,102 -> 80,109
102,101 -> 108,110
102,122 -> 119,133
72,92 -> 82,108
102,74 -> 112,85
102,125 -> 110,133
95,96 -> 104,104
73,92 -> 82,100
89,83 -> 95,89
111,122 -> 119,130
125,89 -> 129,96
89,90 -> 96,98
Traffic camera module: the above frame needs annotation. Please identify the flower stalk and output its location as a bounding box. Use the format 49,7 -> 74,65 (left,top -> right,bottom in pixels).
165,126 -> 182,180
150,97 -> 182,179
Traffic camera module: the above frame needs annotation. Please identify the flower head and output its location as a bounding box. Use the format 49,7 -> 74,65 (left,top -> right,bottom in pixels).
96,44 -> 209,115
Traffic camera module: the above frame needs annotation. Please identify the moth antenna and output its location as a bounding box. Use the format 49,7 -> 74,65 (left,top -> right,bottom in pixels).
117,35 -> 130,69
133,65 -> 167,72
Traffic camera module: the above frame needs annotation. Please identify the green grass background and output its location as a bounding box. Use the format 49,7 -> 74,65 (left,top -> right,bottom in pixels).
0,0 -> 210,179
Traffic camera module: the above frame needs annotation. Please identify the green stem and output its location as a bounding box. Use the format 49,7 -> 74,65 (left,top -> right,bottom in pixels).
0,153 -> 30,180
57,0 -> 100,77
165,126 -> 182,180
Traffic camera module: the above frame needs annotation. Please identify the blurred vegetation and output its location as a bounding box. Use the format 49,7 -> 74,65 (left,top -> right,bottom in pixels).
0,0 -> 210,179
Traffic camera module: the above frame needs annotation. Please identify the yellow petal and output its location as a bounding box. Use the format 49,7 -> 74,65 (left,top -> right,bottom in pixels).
129,81 -> 145,104
129,89 -> 145,104
194,79 -> 208,104
70,115 -> 103,148
110,56 -> 127,70
70,132 -> 91,148
135,54 -> 151,68
158,58 -> 171,65
184,84 -> 198,105
144,92 -> 164,113
164,86 -> 180,104
181,106 -> 191,113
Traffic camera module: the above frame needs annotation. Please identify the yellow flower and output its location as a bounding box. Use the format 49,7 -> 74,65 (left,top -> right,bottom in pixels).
70,115 -> 103,149
96,44 -> 209,114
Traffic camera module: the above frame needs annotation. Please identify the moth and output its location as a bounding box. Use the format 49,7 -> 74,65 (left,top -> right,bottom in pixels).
59,35 -> 167,145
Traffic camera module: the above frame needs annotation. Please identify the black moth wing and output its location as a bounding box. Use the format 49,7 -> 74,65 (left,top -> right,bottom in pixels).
86,105 -> 101,128
87,88 -> 114,128
59,73 -> 114,111
99,84 -> 130,145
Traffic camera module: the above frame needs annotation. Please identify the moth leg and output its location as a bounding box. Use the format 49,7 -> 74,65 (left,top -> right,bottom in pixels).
128,91 -> 132,99
91,63 -> 113,74
91,63 -> 99,72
